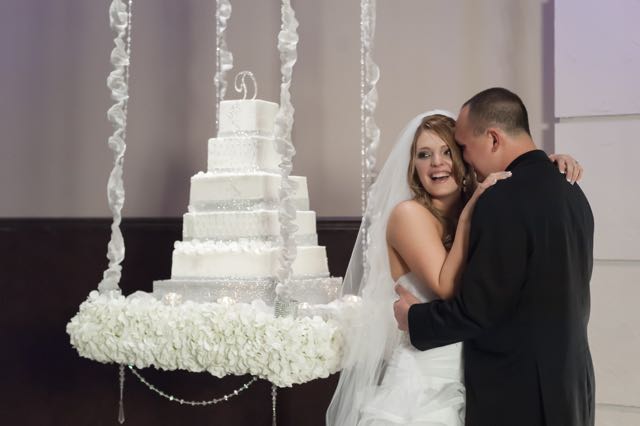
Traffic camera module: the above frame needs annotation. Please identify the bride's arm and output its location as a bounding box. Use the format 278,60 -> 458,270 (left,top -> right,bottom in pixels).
387,201 -> 454,299
387,171 -> 512,300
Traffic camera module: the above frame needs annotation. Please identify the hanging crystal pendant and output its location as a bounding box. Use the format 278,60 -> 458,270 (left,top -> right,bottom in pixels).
271,384 -> 278,426
118,364 -> 125,424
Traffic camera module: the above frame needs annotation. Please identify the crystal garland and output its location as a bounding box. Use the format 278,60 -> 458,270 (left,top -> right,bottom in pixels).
214,0 -> 233,133
359,0 -> 380,281
273,0 -> 300,316
127,365 -> 257,406
98,0 -> 134,294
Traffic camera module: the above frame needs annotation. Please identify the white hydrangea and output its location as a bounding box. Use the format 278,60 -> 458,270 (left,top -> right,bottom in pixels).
66,291 -> 358,387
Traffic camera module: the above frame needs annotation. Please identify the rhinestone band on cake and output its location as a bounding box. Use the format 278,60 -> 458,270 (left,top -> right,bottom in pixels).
154,276 -> 341,304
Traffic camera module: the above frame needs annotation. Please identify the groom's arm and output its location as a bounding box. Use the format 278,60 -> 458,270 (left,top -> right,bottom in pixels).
408,190 -> 528,350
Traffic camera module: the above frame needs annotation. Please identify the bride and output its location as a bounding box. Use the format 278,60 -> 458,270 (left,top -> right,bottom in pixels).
326,110 -> 581,425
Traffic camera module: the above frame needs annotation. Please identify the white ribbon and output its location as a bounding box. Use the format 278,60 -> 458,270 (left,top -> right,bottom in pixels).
359,0 -> 380,281
273,0 -> 300,314
98,0 -> 133,293
214,0 -> 233,133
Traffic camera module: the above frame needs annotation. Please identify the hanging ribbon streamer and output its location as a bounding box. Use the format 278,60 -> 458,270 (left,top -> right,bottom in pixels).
214,0 -> 233,133
98,0 -> 134,294
359,0 -> 380,279
273,0 -> 300,317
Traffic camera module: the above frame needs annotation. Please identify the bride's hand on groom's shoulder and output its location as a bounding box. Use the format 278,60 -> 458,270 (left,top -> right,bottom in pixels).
475,171 -> 513,194
461,171 -> 513,222
549,153 -> 583,184
394,284 -> 420,331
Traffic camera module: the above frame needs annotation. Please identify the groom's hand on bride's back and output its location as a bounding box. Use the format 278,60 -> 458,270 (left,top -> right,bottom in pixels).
394,285 -> 420,331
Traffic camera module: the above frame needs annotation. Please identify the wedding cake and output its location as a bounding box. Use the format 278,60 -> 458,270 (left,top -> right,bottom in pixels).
153,98 -> 341,305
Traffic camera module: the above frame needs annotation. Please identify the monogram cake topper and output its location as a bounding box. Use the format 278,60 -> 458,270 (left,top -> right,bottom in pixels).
234,71 -> 258,100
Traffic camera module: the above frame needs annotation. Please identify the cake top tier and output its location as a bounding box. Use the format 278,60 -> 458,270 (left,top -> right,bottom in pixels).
219,99 -> 279,137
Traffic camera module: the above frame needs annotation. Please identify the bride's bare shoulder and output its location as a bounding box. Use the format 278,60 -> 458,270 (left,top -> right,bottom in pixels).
387,200 -> 441,238
389,200 -> 438,223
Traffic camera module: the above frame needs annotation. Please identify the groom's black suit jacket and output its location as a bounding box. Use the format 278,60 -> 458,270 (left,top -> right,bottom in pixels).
409,150 -> 595,426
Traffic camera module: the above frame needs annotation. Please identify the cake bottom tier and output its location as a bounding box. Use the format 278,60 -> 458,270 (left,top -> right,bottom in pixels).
153,276 -> 342,304
171,243 -> 330,279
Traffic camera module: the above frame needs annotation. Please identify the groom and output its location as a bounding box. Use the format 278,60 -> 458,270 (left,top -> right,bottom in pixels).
394,88 -> 595,426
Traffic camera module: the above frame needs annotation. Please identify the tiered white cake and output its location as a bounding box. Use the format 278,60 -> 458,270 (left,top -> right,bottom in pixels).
154,99 -> 341,304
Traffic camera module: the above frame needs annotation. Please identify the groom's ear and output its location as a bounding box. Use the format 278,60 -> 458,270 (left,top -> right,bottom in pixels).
488,128 -> 500,153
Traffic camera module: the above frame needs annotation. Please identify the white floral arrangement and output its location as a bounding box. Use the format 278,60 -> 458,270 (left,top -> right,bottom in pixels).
67,291 -> 360,387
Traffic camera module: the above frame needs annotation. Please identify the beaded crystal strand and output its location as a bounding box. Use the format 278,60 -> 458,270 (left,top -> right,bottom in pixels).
128,366 -> 257,406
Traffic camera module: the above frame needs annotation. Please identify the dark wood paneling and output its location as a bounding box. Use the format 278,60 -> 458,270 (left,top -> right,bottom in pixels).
0,218 -> 359,426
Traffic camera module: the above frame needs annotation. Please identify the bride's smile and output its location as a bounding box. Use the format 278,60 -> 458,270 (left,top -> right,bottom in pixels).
429,171 -> 451,183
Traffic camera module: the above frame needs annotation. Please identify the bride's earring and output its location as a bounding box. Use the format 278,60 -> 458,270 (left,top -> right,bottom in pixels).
461,177 -> 468,192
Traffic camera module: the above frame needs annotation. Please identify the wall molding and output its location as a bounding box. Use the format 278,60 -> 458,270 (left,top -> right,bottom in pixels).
556,113 -> 640,123
597,403 -> 640,413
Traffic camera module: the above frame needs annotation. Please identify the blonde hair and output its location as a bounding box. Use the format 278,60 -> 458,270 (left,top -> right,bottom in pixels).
407,114 -> 476,248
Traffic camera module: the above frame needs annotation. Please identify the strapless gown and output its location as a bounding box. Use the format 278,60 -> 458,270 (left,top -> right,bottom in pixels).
358,273 -> 465,425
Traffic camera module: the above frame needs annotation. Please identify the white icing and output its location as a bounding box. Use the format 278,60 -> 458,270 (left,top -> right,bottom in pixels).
151,98 -> 339,304
171,243 -> 329,279
207,136 -> 280,172
218,99 -> 279,136
189,173 -> 309,211
183,210 -> 316,240
175,239 -> 275,254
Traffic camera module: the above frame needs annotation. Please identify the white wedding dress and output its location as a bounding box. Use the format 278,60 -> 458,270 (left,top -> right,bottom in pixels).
358,273 -> 465,426
326,110 -> 465,426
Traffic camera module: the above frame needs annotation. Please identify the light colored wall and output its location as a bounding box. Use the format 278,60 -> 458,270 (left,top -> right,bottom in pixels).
0,0 -> 551,217
555,0 -> 640,423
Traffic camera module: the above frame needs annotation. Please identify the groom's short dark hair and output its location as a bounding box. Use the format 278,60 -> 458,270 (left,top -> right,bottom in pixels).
463,87 -> 531,137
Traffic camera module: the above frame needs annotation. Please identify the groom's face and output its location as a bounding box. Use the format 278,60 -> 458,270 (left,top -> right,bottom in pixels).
455,106 -> 494,181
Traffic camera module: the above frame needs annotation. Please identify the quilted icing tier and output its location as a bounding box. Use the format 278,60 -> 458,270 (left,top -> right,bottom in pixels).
170,240 -> 329,279
207,136 -> 279,173
218,99 -> 278,136
183,210 -> 317,242
189,172 -> 310,211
